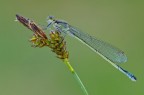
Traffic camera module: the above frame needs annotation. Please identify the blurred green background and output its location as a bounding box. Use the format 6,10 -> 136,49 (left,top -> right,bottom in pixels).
0,0 -> 143,95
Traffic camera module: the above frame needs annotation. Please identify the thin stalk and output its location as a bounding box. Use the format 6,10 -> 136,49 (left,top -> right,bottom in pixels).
63,58 -> 89,95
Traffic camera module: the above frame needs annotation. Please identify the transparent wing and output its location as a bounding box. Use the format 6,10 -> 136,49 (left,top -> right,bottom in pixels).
46,19 -> 136,81
68,26 -> 127,63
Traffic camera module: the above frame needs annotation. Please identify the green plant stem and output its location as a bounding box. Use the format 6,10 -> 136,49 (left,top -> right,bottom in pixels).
63,59 -> 89,95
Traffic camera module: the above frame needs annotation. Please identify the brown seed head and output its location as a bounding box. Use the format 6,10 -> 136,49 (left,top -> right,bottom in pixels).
16,14 -> 69,59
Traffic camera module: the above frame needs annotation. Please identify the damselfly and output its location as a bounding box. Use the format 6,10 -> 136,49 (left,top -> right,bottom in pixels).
46,16 -> 137,81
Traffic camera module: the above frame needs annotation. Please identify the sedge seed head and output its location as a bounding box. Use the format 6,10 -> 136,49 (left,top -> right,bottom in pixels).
16,14 -> 69,59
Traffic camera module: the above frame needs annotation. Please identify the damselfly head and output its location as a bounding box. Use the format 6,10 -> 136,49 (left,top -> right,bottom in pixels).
46,16 -> 55,28
48,15 -> 55,20
46,16 -> 69,35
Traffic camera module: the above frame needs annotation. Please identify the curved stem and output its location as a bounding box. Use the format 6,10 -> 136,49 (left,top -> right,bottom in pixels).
63,59 -> 89,95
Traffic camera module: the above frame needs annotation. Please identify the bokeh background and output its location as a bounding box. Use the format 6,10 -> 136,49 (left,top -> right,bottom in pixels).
0,0 -> 143,95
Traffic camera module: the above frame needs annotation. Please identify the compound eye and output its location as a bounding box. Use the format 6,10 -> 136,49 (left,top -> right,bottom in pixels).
48,15 -> 54,20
